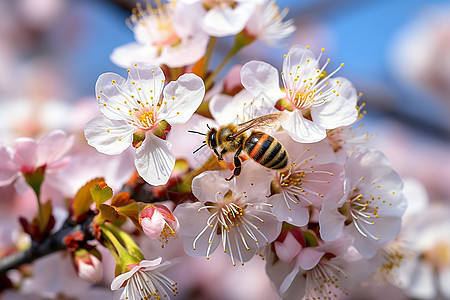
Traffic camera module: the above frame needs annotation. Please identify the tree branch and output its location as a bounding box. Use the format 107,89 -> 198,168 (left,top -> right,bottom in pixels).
0,216 -> 94,276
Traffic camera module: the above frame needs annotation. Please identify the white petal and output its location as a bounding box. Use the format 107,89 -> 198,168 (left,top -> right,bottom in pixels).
346,148 -> 396,185
139,257 -> 163,269
84,116 -> 134,155
110,267 -> 140,290
202,3 -> 255,37
209,93 -> 235,124
269,193 -> 310,227
406,260 -> 436,299
282,112 -> 326,143
311,77 -> 358,129
438,266 -> 450,298
191,171 -> 229,203
134,133 -> 175,186
159,73 -> 205,124
279,267 -> 300,295
319,199 -> 346,241
241,61 -> 284,103
96,65 -> 166,121
110,43 -> 159,69
95,72 -> 129,121
175,202 -> 212,238
282,45 -> 319,89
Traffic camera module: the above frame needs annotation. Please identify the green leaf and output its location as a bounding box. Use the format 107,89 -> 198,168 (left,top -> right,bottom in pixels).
90,184 -> 113,208
72,178 -> 104,219
98,204 -> 120,223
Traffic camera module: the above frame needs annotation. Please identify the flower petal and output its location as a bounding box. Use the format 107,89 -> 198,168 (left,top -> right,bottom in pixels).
274,231 -> 303,263
202,3 -> 255,37
110,266 -> 140,291
241,60 -> 284,103
134,133 -> 175,186
282,45 -> 319,90
297,247 -> 325,270
270,193 -> 310,227
110,43 -> 159,69
191,171 -> 229,203
139,257 -> 163,269
13,137 -> 38,170
311,77 -> 358,129
84,115 -> 134,155
36,130 -> 74,167
319,199 -> 346,241
0,147 -> 18,185
282,112 -> 326,143
159,73 -> 205,124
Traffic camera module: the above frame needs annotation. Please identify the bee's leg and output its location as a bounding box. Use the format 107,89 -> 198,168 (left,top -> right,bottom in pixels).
226,148 -> 242,181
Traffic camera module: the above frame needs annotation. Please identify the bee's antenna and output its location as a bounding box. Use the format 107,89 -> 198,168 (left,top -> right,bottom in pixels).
193,143 -> 207,154
188,130 -> 206,136
206,124 -> 211,130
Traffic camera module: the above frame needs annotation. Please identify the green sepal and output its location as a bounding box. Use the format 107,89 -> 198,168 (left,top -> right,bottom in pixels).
303,229 -> 319,247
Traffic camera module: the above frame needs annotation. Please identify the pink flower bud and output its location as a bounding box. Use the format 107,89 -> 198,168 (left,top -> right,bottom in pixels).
73,249 -> 103,284
139,204 -> 179,246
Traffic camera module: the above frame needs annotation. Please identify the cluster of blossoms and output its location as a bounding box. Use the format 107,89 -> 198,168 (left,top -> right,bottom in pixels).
1,1 -> 447,300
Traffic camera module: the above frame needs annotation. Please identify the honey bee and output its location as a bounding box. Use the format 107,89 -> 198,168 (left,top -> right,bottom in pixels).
189,113 -> 289,181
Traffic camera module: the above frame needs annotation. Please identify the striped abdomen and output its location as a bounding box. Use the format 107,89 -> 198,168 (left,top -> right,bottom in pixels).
243,131 -> 288,170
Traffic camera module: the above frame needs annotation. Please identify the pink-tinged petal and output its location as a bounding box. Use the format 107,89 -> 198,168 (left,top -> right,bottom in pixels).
134,133 -> 175,186
311,77 -> 358,129
403,178 -> 429,219
141,214 -> 165,239
282,112 -> 326,143
0,147 -> 18,185
13,175 -> 30,194
274,232 -> 303,263
319,199 -> 346,241
36,130 -> 74,167
241,61 -> 284,103
269,193 -> 310,227
84,116 -> 134,155
13,138 -> 38,171
191,171 -> 229,203
138,257 -> 163,269
110,266 -> 140,290
159,73 -> 205,124
297,247 -> 325,270
202,3 -> 256,37
110,43 -> 159,69
159,34 -> 209,68
282,45 -> 319,89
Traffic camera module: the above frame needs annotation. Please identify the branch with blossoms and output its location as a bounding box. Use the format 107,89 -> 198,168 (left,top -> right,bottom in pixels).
2,1 -> 446,300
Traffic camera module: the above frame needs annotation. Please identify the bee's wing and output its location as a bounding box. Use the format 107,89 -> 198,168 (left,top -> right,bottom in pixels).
230,112 -> 288,139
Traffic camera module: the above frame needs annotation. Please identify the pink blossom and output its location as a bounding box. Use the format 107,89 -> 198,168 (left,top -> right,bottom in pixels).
139,204 -> 179,245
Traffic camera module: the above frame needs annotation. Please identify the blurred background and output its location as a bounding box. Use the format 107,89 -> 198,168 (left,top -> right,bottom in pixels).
0,0 -> 449,298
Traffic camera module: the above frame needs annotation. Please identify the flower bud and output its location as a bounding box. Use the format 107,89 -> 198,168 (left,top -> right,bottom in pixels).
139,204 -> 179,247
73,248 -> 103,284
